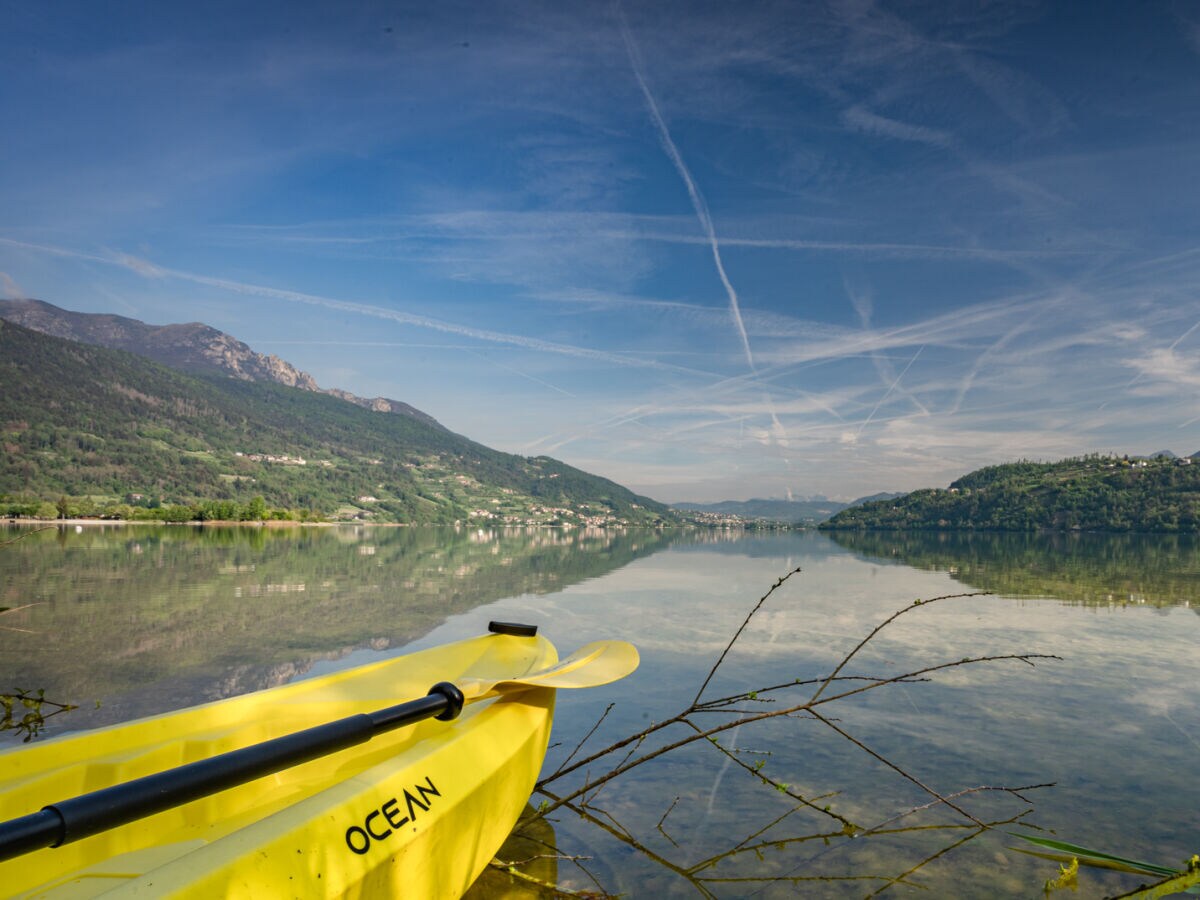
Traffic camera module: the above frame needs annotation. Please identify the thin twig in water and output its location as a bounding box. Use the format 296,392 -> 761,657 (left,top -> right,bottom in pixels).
811,653 -> 1062,710
0,525 -> 55,548
655,795 -> 681,847
696,673 -> 931,711
0,603 -> 46,634
808,591 -> 992,705
807,708 -> 985,826
538,645 -> 1052,825
861,783 -> 1053,837
685,718 -> 847,824
486,856 -> 609,898
863,822 -> 989,898
521,570 -> 1061,896
506,823 -> 612,897
691,566 -> 802,706
551,702 -> 614,778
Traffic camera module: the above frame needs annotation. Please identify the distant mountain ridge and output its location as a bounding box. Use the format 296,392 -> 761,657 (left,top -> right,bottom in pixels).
673,498 -> 845,522
672,493 -> 904,523
0,298 -> 442,429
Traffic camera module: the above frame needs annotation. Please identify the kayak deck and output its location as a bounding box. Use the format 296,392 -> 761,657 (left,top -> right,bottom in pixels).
0,631 -> 557,898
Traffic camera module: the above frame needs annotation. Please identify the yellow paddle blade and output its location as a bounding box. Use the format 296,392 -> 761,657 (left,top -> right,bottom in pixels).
460,640 -> 639,702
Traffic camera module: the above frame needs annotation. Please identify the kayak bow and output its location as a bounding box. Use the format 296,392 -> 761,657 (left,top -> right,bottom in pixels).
0,625 -> 638,898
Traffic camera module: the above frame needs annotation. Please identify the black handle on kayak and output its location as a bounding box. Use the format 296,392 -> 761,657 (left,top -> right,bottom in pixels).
0,681 -> 465,863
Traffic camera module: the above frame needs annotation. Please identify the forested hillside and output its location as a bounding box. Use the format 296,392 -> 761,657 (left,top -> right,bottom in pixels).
821,455 -> 1200,533
0,321 -> 672,525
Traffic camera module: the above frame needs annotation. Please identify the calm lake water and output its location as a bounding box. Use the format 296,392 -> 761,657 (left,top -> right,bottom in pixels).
2,524 -> 1198,897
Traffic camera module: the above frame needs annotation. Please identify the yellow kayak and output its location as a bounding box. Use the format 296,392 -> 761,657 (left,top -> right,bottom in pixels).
0,624 -> 637,898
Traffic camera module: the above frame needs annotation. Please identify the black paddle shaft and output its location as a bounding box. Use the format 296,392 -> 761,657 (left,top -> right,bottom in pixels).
0,681 -> 465,863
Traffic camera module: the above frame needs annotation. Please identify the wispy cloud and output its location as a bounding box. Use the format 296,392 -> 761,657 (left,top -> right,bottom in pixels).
1169,319 -> 1200,353
617,5 -> 755,371
141,265 -> 719,377
948,303 -> 1046,414
844,277 -> 929,417
950,46 -> 1071,137
0,237 -> 113,266
461,347 -> 578,398
841,105 -> 954,148
1124,347 -> 1200,393
0,236 -> 711,376
854,345 -> 925,439
220,209 -> 1102,271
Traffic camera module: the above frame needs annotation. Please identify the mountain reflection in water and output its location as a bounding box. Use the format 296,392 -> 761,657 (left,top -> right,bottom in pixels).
827,529 -> 1200,609
0,523 -> 679,729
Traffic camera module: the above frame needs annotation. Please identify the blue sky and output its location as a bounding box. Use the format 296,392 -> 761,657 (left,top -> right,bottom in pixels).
2,1 -> 1199,502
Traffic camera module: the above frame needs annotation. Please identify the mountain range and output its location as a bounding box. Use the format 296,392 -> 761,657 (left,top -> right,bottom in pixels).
0,299 -> 441,428
0,303 -> 671,526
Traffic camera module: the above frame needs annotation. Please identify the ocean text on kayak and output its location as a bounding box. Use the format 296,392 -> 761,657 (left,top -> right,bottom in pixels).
345,776 -> 442,854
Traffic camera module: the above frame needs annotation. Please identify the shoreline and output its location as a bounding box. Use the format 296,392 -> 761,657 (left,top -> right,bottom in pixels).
1,519 -> 675,530
3,518 -> 342,528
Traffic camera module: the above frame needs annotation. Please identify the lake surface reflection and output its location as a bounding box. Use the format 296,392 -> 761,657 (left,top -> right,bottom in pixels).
2,525 -> 1197,897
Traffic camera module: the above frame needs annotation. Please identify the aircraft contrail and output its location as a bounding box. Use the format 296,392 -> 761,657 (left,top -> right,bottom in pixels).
616,7 -> 755,372
0,236 -> 714,378
616,6 -> 795,454
856,346 -> 924,438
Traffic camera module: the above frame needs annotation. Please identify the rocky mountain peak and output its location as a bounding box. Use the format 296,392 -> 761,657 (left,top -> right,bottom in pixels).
0,298 -> 443,429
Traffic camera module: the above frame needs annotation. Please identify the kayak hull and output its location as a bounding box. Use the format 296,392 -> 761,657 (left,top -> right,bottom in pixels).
0,632 -> 557,898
